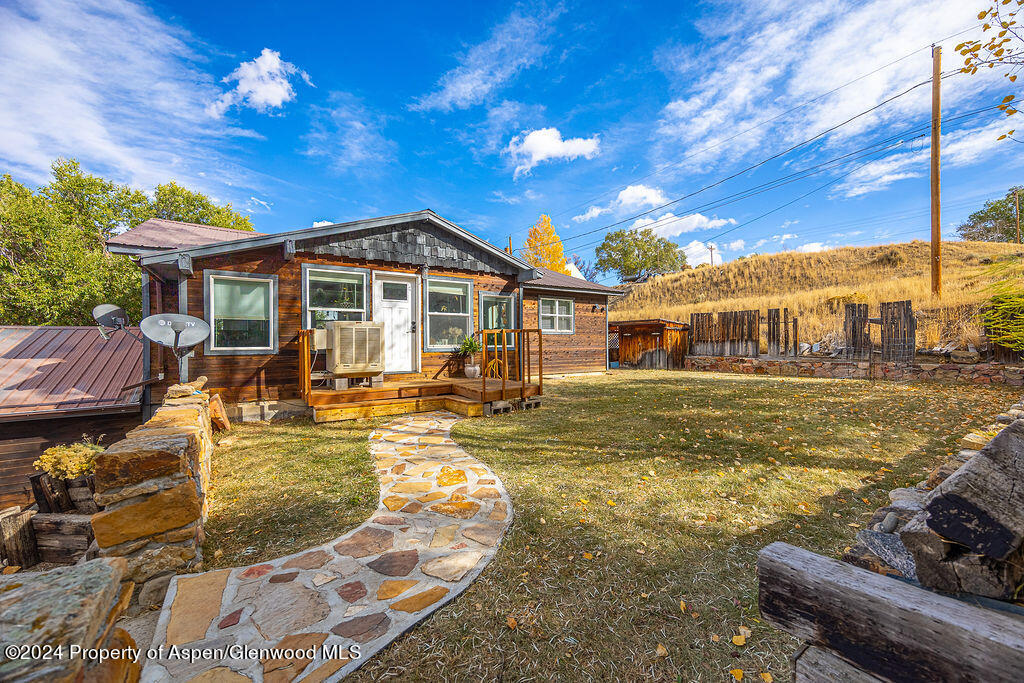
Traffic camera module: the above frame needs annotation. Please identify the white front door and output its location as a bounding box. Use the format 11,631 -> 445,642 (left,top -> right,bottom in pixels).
373,276 -> 417,373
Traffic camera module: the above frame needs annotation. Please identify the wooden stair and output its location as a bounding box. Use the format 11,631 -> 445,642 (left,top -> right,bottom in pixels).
312,394 -> 483,423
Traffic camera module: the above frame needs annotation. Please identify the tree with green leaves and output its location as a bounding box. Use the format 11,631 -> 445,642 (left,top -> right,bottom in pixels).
956,186 -> 1023,242
594,227 -> 685,282
0,159 -> 252,325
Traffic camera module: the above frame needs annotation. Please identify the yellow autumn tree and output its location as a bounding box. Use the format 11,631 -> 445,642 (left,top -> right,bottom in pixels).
521,214 -> 569,274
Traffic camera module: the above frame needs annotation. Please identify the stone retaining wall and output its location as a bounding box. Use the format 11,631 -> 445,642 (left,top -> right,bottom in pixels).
0,558 -> 139,682
682,355 -> 1024,385
90,378 -> 213,610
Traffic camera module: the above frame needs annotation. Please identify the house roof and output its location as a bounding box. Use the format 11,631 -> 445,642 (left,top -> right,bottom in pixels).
0,326 -> 143,422
135,209 -> 537,279
522,266 -> 623,296
610,318 -> 687,327
106,218 -> 265,254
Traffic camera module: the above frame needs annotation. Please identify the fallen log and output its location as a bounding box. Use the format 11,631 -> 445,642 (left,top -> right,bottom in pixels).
925,419 -> 1024,560
793,645 -> 885,682
900,513 -> 1024,600
758,541 -> 1024,682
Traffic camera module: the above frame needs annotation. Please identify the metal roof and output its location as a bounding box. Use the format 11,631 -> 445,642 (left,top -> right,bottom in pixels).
106,218 -> 265,255
0,327 -> 143,421
522,266 -> 623,295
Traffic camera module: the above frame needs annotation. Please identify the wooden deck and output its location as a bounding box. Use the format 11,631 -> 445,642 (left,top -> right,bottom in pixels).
307,377 -> 542,423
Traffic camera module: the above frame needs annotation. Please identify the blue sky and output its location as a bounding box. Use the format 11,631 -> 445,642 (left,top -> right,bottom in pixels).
1,0 -> 1019,283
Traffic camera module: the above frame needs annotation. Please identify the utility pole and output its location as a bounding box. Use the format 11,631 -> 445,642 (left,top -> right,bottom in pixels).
707,243 -> 715,267
1016,188 -> 1021,243
507,236 -> 513,254
930,45 -> 942,297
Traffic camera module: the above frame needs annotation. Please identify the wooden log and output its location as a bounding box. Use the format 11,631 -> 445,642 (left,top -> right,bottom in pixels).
209,393 -> 232,432
28,472 -> 53,513
924,419 -> 1024,560
793,645 -> 885,682
758,541 -> 1024,682
0,508 -> 39,567
30,513 -> 94,536
49,475 -> 73,513
900,512 -> 1024,599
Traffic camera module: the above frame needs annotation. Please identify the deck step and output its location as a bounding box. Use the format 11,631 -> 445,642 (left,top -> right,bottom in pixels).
312,394 -> 483,423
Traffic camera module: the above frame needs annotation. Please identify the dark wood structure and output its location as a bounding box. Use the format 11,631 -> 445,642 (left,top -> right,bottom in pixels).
0,327 -> 142,508
689,310 -> 761,357
115,210 -> 620,414
609,319 -> 689,369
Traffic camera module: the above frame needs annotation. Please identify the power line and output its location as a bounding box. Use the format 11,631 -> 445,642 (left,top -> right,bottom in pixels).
564,99 -> 1001,255
509,22 -> 985,237
517,74 -> 956,256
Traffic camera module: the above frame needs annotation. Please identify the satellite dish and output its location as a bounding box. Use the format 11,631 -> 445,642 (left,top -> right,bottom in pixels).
93,304 -> 129,329
140,314 -> 211,382
140,314 -> 211,352
92,303 -> 142,343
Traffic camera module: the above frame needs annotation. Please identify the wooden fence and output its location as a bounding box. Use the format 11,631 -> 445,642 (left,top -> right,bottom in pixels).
842,300 -> 916,362
689,310 -> 761,357
765,308 -> 799,357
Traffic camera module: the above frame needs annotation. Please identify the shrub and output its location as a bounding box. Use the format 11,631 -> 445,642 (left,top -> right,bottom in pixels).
872,248 -> 905,267
34,441 -> 103,480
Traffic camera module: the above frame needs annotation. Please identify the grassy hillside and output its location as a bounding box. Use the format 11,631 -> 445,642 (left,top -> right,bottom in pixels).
611,240 -> 1024,348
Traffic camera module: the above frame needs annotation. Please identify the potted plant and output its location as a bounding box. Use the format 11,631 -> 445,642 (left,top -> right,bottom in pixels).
33,439 -> 104,513
460,335 -> 483,378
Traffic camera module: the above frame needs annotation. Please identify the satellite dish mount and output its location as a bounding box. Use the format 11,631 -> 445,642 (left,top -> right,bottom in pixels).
92,304 -> 142,343
139,314 -> 212,382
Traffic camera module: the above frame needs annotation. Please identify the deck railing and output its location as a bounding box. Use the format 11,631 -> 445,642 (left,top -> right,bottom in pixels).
298,328 -> 314,403
477,328 -> 543,400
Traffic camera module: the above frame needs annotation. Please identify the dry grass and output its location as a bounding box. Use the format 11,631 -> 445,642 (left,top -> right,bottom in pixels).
202,418 -> 380,569
611,241 -> 1024,348
351,371 -> 1020,682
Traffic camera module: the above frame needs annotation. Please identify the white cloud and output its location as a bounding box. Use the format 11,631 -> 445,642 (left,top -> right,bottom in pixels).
617,184 -> 669,209
631,211 -> 736,238
461,100 -> 546,156
572,205 -> 611,222
0,0 -> 260,192
653,0 -> 997,175
680,239 -> 718,266
834,119 -> 1013,197
488,188 -> 540,204
506,127 -> 600,179
412,8 -> 560,112
208,48 -> 312,117
305,92 -> 395,172
725,239 -> 745,251
796,242 -> 830,253
573,184 -> 668,222
312,220 -> 334,227
772,233 -> 798,242
246,195 -> 272,212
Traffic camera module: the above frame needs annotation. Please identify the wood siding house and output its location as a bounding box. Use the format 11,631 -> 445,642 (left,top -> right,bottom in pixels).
110,211 -> 620,415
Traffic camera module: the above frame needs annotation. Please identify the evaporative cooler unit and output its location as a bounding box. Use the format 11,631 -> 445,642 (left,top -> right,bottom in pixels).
313,321 -> 385,388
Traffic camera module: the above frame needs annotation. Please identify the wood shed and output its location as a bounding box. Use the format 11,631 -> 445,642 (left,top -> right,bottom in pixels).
0,326 -> 143,508
609,319 -> 689,370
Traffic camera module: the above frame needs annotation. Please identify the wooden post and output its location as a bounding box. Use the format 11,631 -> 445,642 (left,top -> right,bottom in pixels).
930,45 -> 942,297
792,317 -> 799,356
0,507 -> 39,568
526,330 -> 532,387
501,329 -> 508,400
537,329 -> 543,395
481,332 -> 487,398
783,308 -> 790,357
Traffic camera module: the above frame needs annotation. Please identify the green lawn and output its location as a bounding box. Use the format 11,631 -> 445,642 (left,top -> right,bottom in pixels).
202,417 -> 379,569
349,370 -> 1019,682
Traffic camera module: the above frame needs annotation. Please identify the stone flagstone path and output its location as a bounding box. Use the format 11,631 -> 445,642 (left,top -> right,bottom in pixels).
142,411 -> 512,682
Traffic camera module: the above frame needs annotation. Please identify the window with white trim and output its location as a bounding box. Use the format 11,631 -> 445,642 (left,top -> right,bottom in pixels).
480,292 -> 515,347
426,278 -> 472,349
305,267 -> 366,328
209,275 -> 274,350
539,297 -> 574,334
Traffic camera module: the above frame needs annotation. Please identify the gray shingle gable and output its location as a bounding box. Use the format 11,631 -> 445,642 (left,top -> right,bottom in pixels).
297,219 -> 517,275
